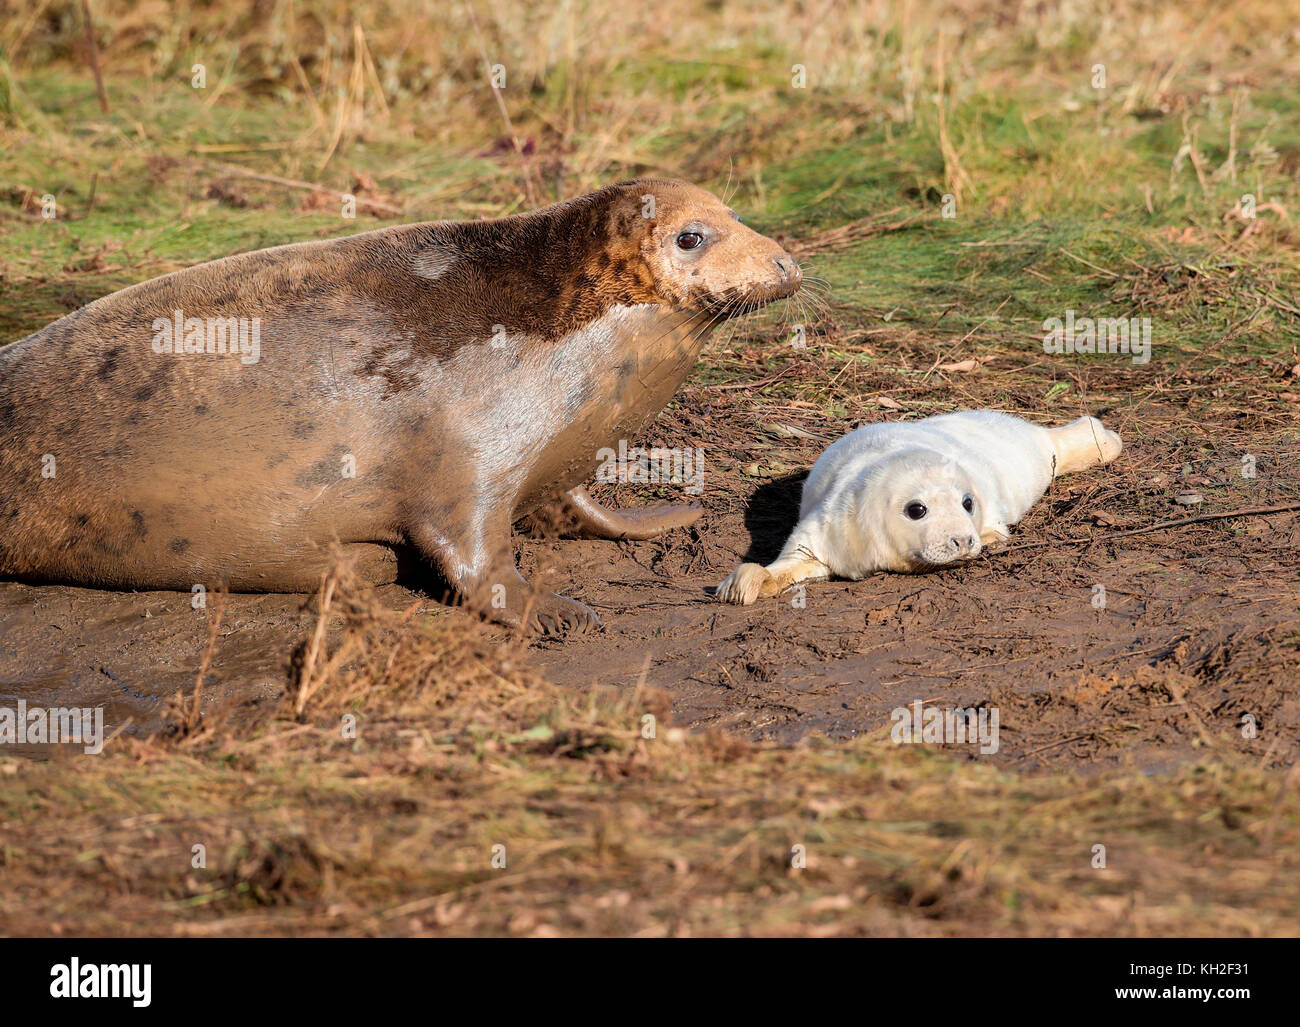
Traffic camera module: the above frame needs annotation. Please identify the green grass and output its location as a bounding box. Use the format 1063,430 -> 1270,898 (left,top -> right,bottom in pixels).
1,0 -> 1298,936
4,51 -> 1295,348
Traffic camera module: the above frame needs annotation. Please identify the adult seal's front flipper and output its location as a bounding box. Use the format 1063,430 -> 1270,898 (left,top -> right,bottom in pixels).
525,485 -> 703,541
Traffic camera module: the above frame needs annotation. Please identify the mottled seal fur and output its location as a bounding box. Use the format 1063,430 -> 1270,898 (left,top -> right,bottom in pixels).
0,179 -> 801,634
716,411 -> 1122,604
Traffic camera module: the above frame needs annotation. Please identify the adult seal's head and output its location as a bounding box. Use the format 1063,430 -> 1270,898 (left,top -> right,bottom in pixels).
590,179 -> 803,314
0,178 -> 800,637
408,178 -> 802,334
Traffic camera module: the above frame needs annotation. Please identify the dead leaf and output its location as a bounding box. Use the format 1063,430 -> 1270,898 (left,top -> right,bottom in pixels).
1092,510 -> 1136,528
765,422 -> 821,440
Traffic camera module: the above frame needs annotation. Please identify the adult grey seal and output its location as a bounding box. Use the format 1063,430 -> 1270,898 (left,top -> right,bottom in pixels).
0,179 -> 802,635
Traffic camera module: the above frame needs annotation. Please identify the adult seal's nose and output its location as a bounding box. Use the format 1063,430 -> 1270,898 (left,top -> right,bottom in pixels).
772,254 -> 800,283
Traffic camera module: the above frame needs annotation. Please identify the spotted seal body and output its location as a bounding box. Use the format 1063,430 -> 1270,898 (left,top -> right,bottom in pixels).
0,179 -> 801,634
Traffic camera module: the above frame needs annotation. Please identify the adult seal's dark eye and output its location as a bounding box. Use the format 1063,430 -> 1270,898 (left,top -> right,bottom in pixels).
962,494 -> 974,513
675,231 -> 703,250
905,502 -> 928,520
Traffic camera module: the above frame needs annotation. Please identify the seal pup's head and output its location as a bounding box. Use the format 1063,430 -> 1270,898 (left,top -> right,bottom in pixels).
855,449 -> 984,572
588,178 -> 802,316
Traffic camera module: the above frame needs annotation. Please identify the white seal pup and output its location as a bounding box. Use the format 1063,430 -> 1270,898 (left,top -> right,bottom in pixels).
715,411 -> 1122,604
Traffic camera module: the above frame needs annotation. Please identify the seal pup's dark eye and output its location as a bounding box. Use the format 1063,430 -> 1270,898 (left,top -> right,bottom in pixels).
905,502 -> 928,520
675,231 -> 704,250
962,494 -> 974,513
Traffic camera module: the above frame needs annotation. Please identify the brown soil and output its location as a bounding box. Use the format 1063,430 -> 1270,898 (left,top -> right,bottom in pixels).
5,337 -> 1298,775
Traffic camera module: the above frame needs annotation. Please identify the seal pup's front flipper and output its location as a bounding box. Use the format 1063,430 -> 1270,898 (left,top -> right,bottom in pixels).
529,485 -> 703,541
715,555 -> 831,605
979,522 -> 1012,546
715,525 -> 831,605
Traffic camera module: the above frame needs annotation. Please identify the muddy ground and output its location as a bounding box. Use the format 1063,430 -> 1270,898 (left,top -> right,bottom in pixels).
4,347 -> 1297,775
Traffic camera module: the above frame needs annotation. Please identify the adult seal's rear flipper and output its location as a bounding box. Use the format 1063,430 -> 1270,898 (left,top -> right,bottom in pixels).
524,485 -> 703,541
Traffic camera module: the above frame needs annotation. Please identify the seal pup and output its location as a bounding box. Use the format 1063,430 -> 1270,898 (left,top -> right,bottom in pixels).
0,179 -> 801,635
715,411 -> 1122,604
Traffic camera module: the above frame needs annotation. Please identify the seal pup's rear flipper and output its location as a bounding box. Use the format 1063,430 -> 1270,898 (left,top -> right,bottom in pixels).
529,485 -> 703,541
1046,417 -> 1123,476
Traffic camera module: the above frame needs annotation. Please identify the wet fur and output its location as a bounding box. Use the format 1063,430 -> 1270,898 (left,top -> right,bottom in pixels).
0,179 -> 800,634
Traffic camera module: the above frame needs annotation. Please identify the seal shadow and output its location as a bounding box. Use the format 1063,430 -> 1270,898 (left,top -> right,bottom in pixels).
736,470 -> 808,565
390,545 -> 461,606
389,524 -> 576,609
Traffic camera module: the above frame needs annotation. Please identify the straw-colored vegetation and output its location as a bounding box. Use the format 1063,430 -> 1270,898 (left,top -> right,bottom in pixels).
1,0 -> 1297,935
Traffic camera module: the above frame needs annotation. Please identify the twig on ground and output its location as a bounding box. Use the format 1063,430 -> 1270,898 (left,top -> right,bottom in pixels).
1002,502 -> 1300,553
81,0 -> 110,114
181,158 -> 404,215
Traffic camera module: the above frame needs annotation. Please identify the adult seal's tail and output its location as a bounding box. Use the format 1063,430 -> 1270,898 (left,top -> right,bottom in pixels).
0,179 -> 802,635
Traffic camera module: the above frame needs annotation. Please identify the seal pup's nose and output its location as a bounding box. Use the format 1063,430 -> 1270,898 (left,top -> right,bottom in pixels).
949,535 -> 978,555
